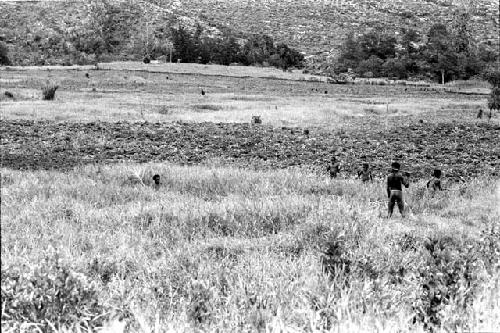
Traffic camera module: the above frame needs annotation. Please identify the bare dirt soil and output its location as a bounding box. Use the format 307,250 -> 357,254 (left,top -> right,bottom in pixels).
1,119 -> 498,180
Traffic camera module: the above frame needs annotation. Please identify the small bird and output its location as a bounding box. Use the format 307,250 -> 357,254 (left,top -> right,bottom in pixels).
324,90 -> 328,94
85,73 -> 89,78
201,89 -> 206,96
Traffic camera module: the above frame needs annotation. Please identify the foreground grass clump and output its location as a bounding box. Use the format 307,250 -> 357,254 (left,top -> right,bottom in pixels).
1,163 -> 499,332
1,251 -> 106,332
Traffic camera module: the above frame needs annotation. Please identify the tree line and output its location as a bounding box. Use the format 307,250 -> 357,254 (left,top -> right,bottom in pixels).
164,25 -> 304,70
0,0 -> 304,71
335,23 -> 498,83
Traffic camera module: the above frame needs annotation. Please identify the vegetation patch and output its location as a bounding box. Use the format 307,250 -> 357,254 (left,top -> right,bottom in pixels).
192,104 -> 224,112
1,252 -> 108,331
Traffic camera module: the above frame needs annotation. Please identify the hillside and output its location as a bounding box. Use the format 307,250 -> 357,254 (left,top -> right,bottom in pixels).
0,0 -> 498,65
162,0 -> 499,55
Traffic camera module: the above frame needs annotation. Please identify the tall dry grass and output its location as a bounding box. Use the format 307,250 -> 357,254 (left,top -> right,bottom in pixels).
1,163 -> 499,332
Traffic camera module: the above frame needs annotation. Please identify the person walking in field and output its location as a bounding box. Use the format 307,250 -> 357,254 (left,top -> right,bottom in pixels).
327,156 -> 341,178
358,163 -> 373,182
387,162 -> 410,218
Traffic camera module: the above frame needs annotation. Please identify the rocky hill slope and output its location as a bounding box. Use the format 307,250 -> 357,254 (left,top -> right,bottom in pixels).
161,0 -> 499,55
1,0 -> 498,64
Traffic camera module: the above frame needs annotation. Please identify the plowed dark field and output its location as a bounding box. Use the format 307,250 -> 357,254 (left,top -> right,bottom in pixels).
1,120 -> 498,180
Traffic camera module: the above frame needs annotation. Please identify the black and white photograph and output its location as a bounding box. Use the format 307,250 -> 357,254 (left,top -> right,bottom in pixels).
1,0 -> 499,332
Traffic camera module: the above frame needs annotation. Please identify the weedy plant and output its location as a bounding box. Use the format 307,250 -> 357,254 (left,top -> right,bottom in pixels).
1,250 -> 108,332
42,84 -> 59,100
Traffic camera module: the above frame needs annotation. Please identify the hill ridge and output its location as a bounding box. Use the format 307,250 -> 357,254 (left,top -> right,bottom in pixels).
0,0 -> 498,65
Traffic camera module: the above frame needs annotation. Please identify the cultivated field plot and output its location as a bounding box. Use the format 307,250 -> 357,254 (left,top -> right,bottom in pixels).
1,120 -> 499,180
1,64 -> 499,332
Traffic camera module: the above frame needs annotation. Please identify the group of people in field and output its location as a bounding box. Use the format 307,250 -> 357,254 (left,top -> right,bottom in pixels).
150,156 -> 443,219
327,156 -> 443,218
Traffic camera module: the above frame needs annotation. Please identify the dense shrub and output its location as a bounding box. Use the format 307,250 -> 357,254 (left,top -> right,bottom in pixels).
486,69 -> 500,112
42,84 -> 59,100
484,69 -> 500,87
488,87 -> 500,111
0,42 -> 12,66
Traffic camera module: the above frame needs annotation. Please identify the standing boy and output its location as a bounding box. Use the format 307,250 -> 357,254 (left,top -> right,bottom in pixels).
358,163 -> 373,182
426,169 -> 443,192
327,156 -> 341,178
387,162 -> 409,218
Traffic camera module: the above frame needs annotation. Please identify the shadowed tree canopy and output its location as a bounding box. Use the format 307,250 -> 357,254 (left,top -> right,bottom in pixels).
0,42 -> 11,65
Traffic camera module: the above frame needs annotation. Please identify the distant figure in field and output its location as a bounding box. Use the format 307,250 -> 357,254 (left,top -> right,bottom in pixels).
477,108 -> 483,119
427,169 -> 443,192
358,163 -> 373,182
251,115 -> 262,124
85,73 -> 90,78
387,162 -> 410,218
201,89 -> 206,96
152,174 -> 161,190
327,156 -> 341,178
488,110 -> 492,121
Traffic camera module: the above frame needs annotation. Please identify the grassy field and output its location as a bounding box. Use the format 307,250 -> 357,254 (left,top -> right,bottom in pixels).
0,62 -> 490,129
1,164 -> 499,332
1,63 -> 499,332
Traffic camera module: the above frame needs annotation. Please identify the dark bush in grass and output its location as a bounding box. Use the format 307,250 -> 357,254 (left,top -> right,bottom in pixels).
0,42 -> 11,66
192,104 -> 223,111
42,84 -> 59,100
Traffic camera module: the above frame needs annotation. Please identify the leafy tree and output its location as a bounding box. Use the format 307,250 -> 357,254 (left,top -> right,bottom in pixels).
451,11 -> 471,55
357,55 -> 384,77
424,24 -> 457,84
358,31 -> 397,60
218,36 -> 242,65
242,34 -> 275,65
70,0 -> 132,62
0,42 -> 12,65
456,52 -> 484,80
272,43 -> 304,71
382,58 -> 407,79
337,33 -> 363,71
171,26 -> 197,63
401,29 -> 421,56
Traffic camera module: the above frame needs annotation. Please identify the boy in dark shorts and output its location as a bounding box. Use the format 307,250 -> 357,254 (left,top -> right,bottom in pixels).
387,162 -> 409,218
327,156 -> 341,178
358,163 -> 373,182
426,169 -> 443,192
